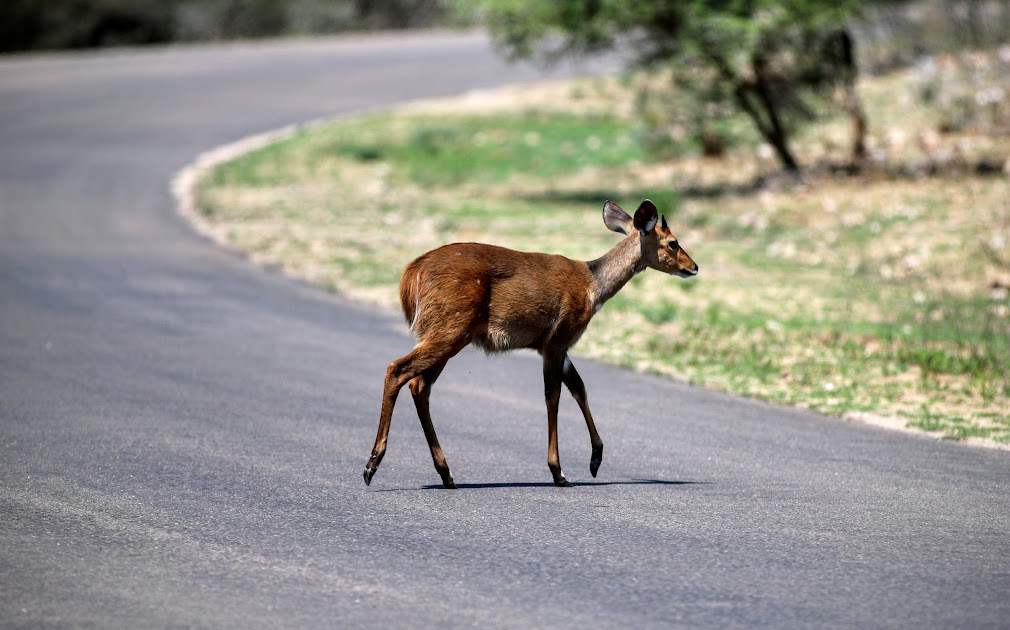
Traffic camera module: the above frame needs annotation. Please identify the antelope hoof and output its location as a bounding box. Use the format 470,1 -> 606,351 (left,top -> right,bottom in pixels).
590,444 -> 603,478
438,469 -> 457,489
553,471 -> 572,487
363,467 -> 377,486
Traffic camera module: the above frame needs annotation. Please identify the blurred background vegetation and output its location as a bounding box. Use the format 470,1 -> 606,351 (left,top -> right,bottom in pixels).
0,0 -> 474,53
3,0 -> 1008,56
4,0 -> 1008,175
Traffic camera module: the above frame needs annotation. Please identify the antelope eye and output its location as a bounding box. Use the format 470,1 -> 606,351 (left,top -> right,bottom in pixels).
667,240 -> 679,251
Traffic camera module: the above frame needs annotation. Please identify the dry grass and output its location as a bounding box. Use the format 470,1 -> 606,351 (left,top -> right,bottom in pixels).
194,63 -> 1010,449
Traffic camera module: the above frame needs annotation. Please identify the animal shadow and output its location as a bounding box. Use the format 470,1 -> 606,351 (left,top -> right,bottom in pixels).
415,478 -> 708,490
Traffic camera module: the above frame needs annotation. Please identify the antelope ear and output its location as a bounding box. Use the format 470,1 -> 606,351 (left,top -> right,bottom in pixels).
633,200 -> 659,235
661,214 -> 669,231
603,200 -> 633,235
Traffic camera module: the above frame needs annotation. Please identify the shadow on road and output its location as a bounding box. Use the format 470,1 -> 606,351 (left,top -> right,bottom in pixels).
371,479 -> 710,491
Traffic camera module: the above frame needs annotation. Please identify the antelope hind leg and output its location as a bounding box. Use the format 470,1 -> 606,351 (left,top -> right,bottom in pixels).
562,355 -> 604,478
409,361 -> 456,489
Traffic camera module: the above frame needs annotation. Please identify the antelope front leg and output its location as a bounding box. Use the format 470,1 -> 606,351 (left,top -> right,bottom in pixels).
562,355 -> 604,477
543,351 -> 571,487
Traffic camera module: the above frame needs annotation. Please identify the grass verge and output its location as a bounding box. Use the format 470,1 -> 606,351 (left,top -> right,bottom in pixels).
193,69 -> 1010,448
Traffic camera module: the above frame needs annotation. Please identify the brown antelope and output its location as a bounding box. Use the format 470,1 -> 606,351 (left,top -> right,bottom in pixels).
363,199 -> 698,488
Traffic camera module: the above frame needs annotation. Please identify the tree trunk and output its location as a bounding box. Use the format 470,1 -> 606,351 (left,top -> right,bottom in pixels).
766,126 -> 801,172
706,48 -> 800,172
733,77 -> 801,172
837,29 -> 867,166
759,96 -> 800,171
732,86 -> 800,172
846,87 -> 868,166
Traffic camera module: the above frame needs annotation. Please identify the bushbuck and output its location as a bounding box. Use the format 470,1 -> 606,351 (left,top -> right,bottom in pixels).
363,199 -> 698,488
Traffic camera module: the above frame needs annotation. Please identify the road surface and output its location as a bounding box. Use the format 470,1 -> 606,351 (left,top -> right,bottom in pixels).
1,32 -> 1008,628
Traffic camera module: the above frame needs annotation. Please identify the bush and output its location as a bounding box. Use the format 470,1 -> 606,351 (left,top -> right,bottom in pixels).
0,0 -> 468,53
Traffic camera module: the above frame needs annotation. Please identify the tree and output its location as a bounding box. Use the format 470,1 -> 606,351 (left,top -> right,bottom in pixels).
482,0 -> 865,172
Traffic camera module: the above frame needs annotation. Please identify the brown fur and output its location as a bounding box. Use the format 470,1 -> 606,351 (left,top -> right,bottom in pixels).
364,200 -> 698,488
401,243 -> 596,355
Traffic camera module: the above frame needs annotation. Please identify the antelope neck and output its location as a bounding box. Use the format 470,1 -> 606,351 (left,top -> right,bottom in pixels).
586,233 -> 644,311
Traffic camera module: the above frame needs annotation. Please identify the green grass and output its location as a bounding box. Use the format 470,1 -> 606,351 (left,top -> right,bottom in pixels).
308,110 -> 646,188
194,71 -> 1010,447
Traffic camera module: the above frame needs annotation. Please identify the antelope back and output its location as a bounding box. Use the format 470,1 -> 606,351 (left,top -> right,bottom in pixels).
399,242 -> 596,354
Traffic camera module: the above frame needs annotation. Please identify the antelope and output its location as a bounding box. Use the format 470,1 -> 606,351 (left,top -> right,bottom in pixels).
363,199 -> 698,488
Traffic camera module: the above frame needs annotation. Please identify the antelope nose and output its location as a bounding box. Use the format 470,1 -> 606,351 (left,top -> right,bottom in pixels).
691,265 -> 699,275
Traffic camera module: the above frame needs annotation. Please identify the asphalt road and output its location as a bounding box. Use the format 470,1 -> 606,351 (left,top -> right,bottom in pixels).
1,33 -> 1008,629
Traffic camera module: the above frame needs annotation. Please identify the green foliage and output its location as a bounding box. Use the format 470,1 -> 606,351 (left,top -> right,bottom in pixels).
481,0 -> 863,171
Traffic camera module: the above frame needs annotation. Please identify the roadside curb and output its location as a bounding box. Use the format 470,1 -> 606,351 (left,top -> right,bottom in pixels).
171,121 -> 305,252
